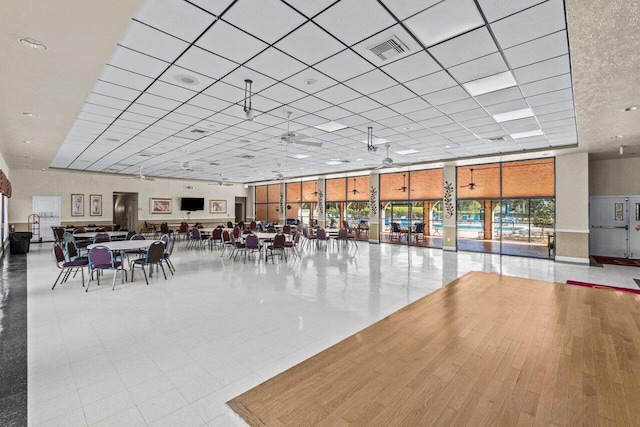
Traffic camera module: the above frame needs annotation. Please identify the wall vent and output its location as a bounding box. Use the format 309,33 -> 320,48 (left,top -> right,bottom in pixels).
368,36 -> 409,61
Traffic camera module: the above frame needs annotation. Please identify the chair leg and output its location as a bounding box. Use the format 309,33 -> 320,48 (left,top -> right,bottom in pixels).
52,269 -> 65,289
158,263 -> 167,280
86,269 -> 93,292
141,266 -> 149,285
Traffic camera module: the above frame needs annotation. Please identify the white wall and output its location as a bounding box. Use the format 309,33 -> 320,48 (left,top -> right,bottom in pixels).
9,168 -> 251,225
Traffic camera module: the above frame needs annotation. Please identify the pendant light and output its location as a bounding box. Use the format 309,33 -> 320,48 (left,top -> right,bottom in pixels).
367,126 -> 378,152
243,79 -> 255,121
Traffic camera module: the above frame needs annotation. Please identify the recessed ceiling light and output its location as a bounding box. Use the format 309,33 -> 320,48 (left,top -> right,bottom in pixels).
493,108 -> 534,123
19,37 -> 47,50
620,106 -> 638,112
510,129 -> 544,139
396,149 -> 419,155
175,74 -> 200,86
403,126 -> 413,130
314,121 -> 348,132
22,112 -> 36,117
462,71 -> 517,96
304,79 -> 317,86
22,140 -> 31,144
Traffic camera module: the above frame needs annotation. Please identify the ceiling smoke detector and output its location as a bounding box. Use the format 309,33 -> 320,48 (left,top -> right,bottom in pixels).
175,74 -> 199,86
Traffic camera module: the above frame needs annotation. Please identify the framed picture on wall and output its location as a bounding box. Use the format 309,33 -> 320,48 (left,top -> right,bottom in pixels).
150,198 -> 172,214
71,194 -> 84,216
615,202 -> 624,221
210,200 -> 227,213
90,194 -> 102,216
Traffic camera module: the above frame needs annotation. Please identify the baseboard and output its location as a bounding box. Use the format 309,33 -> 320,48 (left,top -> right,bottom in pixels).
368,239 -> 380,244
443,245 -> 457,252
555,255 -> 589,264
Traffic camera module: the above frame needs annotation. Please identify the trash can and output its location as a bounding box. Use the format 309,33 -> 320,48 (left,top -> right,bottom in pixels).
9,232 -> 33,255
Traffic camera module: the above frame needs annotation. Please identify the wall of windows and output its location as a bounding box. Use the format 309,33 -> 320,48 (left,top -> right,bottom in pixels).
456,158 -> 555,258
285,181 -> 318,225
255,184 -> 281,223
325,176 -> 370,230
379,169 -> 443,247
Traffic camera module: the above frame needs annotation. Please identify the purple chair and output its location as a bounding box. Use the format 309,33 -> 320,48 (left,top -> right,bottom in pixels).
266,233 -> 287,263
242,234 -> 262,263
124,234 -> 146,262
52,243 -> 88,289
93,232 -> 111,244
86,246 -> 126,292
162,239 -> 176,274
209,228 -> 223,249
131,241 -> 167,284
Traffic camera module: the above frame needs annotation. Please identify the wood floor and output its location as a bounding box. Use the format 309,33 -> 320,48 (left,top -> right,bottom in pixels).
228,271 -> 640,426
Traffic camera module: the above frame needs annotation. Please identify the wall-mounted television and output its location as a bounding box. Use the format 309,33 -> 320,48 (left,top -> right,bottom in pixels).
180,197 -> 204,211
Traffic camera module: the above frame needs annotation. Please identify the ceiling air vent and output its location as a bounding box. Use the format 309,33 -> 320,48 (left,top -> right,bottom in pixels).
237,154 -> 254,159
488,136 -> 507,142
368,36 -> 409,61
190,128 -> 208,134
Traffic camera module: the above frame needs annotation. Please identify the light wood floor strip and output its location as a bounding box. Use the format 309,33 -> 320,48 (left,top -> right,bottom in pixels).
228,271 -> 640,426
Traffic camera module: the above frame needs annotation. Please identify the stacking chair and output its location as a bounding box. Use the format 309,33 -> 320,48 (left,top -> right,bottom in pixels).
336,228 -> 349,249
302,226 -> 316,249
177,222 -> 189,241
316,228 -> 330,250
242,234 -> 262,263
162,239 -> 176,274
227,221 -> 233,228
86,246 -> 126,292
220,230 -> 233,256
52,243 -> 88,289
285,231 -> 302,259
233,227 -> 241,240
346,226 -> 358,248
160,222 -> 173,238
209,228 -> 223,249
160,233 -> 170,247
131,241 -> 167,284
282,224 -> 291,235
266,233 -> 287,263
93,232 -> 111,244
249,221 -> 257,230
124,234 -> 146,263
188,227 -> 205,249
414,223 -> 425,243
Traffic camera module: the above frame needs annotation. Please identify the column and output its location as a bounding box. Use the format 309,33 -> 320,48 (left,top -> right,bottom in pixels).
442,165 -> 457,251
317,178 -> 326,229
369,172 -> 380,244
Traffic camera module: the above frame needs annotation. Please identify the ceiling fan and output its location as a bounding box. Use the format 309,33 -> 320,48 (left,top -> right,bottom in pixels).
349,178 -> 363,195
372,144 -> 407,169
460,168 -> 476,190
208,173 -> 234,186
125,166 -> 155,181
174,151 -> 202,171
279,111 -> 323,147
394,173 -> 415,193
308,182 -> 319,197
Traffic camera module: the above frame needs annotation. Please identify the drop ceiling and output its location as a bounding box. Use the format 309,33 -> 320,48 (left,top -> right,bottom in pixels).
2,0 -> 638,183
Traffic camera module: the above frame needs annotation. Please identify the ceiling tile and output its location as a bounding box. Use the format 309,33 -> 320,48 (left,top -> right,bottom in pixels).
158,65 -> 216,92
368,85 -> 416,105
314,49 -> 375,83
404,0 -> 484,47
404,71 -> 457,96
422,86 -> 469,105
107,46 -> 169,79
477,0 -> 545,23
284,0 -> 336,18
428,27 -> 497,68
344,69 -> 397,95
437,98 -> 480,114
91,81 -> 141,102
187,0 -> 234,16
245,48 -> 307,81
175,46 -> 239,80
137,93 -> 182,110
315,106 -> 352,120
315,84 -> 362,104
405,108 -> 442,122
119,20 -> 189,62
259,83 -> 307,104
222,0 -> 306,44
82,104 -> 119,118
187,94 -> 233,113
512,55 -> 570,84
314,0 -> 396,46
361,107 -> 398,121
520,73 -> 572,97
531,100 -> 574,116
474,87 -> 523,106
490,0 -> 566,49
340,96 -> 382,114
128,103 -> 170,118
484,99 -> 530,115
526,88 -> 573,107
86,93 -> 132,110
503,30 -> 568,69
447,52 -> 509,83
220,66 -> 278,96
146,80 -> 196,102
388,97 -> 431,114
275,22 -> 345,66
174,104 -> 214,119
203,81 -> 245,103
196,20 -> 268,64
380,0 -> 441,21
288,96 -> 333,113
381,51 -> 442,83
282,68 -> 338,95
134,0 -> 216,42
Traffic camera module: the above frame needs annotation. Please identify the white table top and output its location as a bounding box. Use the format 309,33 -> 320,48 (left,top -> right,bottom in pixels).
87,240 -> 161,251
73,231 -> 129,239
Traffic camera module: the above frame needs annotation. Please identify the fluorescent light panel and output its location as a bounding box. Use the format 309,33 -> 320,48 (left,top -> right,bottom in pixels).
463,71 -> 517,96
360,137 -> 388,145
510,129 -> 544,139
493,108 -> 534,123
326,161 -> 342,165
314,121 -> 348,132
396,149 -> 419,155
288,153 -> 310,159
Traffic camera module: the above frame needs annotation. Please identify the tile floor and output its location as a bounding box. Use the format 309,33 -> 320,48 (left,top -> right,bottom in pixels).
26,240 -> 640,426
